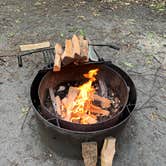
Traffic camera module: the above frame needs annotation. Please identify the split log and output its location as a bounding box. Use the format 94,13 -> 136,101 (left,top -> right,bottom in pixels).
90,104 -> 110,116
53,43 -> 63,72
62,87 -> 80,121
93,94 -> 111,109
71,112 -> 97,124
82,142 -> 98,166
20,41 -> 50,51
55,96 -> 62,116
62,39 -> 74,65
101,137 -> 116,166
80,114 -> 97,124
67,86 -> 80,102
72,34 -> 80,59
98,76 -> 108,98
79,36 -> 89,62
49,88 -> 61,115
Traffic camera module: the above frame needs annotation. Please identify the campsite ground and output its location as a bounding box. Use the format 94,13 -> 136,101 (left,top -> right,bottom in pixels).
0,0 -> 166,165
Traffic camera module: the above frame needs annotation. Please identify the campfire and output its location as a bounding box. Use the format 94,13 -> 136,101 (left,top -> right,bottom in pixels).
18,32 -> 136,162
47,68 -> 120,125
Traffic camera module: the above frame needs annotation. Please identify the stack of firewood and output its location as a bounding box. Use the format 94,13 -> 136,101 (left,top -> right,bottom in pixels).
53,35 -> 89,72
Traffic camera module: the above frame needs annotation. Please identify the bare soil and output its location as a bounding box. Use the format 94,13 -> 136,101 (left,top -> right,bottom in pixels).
0,0 -> 166,165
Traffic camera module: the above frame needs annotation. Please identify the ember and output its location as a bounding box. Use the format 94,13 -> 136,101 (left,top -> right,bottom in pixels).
54,68 -> 114,124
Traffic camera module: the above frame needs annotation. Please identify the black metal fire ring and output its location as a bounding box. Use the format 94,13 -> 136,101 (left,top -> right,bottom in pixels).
30,62 -> 136,137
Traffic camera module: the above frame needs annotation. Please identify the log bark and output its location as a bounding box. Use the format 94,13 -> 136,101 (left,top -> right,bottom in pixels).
53,43 -> 63,72
82,142 -> 98,166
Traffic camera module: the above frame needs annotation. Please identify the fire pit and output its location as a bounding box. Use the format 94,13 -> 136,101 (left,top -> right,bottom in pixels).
18,42 -> 137,159
30,62 -> 136,159
38,63 -> 129,131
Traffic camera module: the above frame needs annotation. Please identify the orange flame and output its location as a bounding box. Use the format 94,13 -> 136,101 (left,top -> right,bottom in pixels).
70,68 -> 99,123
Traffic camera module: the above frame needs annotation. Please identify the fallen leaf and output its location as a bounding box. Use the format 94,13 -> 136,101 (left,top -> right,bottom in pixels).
123,62 -> 134,68
79,29 -> 86,37
92,11 -> 100,17
77,15 -> 86,21
15,19 -> 21,23
60,33 -> 64,38
19,107 -> 30,119
8,32 -> 15,38
34,1 -> 42,6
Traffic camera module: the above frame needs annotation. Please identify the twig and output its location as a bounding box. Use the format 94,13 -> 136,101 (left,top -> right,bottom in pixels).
152,55 -> 161,64
21,106 -> 32,130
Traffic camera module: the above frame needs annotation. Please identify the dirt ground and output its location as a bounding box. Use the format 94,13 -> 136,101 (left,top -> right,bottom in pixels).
0,0 -> 166,166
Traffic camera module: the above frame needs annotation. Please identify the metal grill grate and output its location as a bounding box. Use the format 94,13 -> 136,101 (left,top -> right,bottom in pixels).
18,47 -> 55,69
17,43 -> 120,69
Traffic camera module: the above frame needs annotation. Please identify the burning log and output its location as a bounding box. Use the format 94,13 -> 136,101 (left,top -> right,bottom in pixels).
71,112 -> 97,124
62,87 -> 80,121
93,94 -> 111,109
62,87 -> 80,108
82,142 -> 98,166
53,43 -> 63,72
62,39 -> 74,65
79,35 -> 89,62
90,104 -> 110,116
81,114 -> 97,124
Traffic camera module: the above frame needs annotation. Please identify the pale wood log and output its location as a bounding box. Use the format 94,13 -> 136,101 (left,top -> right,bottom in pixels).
101,137 -> 116,166
62,39 -> 74,65
79,36 -> 89,62
20,41 -> 50,51
49,88 -> 61,115
55,96 -> 62,116
53,43 -> 63,72
72,34 -> 80,59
